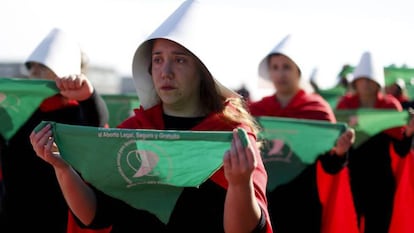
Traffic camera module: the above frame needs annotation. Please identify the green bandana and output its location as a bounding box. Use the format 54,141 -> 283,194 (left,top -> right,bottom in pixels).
35,121 -> 248,223
0,77 -> 58,140
101,94 -> 140,128
335,109 -> 408,146
256,116 -> 347,191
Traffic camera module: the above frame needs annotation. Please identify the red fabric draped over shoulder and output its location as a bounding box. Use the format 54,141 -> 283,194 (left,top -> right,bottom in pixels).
388,143 -> 414,233
316,160 -> 359,233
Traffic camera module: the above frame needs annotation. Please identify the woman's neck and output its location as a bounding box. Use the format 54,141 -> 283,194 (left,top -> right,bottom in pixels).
162,102 -> 205,117
359,93 -> 377,108
276,90 -> 298,108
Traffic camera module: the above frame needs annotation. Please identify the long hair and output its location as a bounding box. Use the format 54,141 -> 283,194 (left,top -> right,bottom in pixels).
197,58 -> 261,136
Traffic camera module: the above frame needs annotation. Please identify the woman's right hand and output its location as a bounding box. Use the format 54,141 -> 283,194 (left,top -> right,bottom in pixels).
332,128 -> 355,156
30,124 -> 69,170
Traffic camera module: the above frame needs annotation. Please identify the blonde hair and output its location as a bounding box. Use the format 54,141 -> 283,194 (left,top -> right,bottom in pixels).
222,98 -> 262,136
197,59 -> 261,136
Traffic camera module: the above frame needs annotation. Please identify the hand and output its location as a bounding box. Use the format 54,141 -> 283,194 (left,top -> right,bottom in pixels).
405,112 -> 414,137
223,128 -> 257,186
348,115 -> 358,127
29,124 -> 69,170
332,128 -> 355,157
56,74 -> 94,101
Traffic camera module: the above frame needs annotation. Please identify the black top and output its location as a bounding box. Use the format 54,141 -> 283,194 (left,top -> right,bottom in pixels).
401,100 -> 414,110
162,114 -> 205,130
348,131 -> 412,233
267,151 -> 347,233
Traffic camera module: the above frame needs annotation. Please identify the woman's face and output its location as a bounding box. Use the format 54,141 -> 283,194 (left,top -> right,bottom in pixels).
353,78 -> 380,96
268,54 -> 300,95
151,39 -> 202,113
27,62 -> 58,80
385,83 -> 401,97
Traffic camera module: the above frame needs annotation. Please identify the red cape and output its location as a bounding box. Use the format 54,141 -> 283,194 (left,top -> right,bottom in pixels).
40,94 -> 79,112
317,160 -> 359,233
249,90 -> 336,123
336,93 -> 403,111
388,140 -> 414,233
249,90 -> 359,232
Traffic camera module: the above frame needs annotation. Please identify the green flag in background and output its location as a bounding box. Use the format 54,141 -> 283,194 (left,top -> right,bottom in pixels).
317,86 -> 347,109
335,109 -> 409,147
256,117 -> 347,192
0,77 -> 58,140
35,121 -> 244,223
101,94 -> 140,128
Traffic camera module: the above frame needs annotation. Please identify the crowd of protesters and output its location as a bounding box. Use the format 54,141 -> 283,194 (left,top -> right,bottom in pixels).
1,0 -> 414,232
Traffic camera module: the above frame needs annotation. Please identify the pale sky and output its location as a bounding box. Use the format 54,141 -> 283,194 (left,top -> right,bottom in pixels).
1,0 -> 414,100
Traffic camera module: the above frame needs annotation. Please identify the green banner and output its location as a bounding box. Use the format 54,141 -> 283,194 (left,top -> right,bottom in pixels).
317,86 -> 347,109
335,109 -> 409,147
35,121 -> 245,223
256,116 -> 347,191
101,94 -> 140,128
0,77 -> 58,140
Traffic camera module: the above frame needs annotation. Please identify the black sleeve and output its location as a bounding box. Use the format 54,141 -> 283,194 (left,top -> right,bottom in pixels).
0,134 -> 5,211
252,207 -> 267,233
268,164 -> 321,233
348,132 -> 395,233
318,151 -> 348,174
391,132 -> 413,157
78,91 -> 109,127
0,134 -> 5,152
66,185 -> 115,229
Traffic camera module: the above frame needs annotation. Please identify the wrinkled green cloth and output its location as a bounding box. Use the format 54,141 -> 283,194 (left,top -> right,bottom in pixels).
0,77 -> 58,140
35,121 -> 244,223
335,109 -> 408,146
256,116 -> 347,191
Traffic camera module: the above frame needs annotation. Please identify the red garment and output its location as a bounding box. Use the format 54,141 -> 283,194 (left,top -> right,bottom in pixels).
67,212 -> 112,233
395,94 -> 410,104
249,90 -> 359,232
118,103 -> 272,232
39,94 -> 79,112
316,160 -> 359,233
336,93 -> 403,111
248,90 -> 336,123
388,142 -> 414,233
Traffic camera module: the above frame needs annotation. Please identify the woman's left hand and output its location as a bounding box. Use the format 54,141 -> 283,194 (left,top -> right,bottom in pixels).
56,74 -> 94,101
223,128 -> 257,186
405,111 -> 414,137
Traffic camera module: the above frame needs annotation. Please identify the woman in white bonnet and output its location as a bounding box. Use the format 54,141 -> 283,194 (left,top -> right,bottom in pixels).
336,51 -> 402,111
30,1 -> 272,232
249,34 -> 336,123
249,34 -> 358,233
0,27 -> 108,233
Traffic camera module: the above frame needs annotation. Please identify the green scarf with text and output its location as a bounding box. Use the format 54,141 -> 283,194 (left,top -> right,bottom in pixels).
256,116 -> 347,191
35,121 -> 249,223
335,109 -> 409,147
